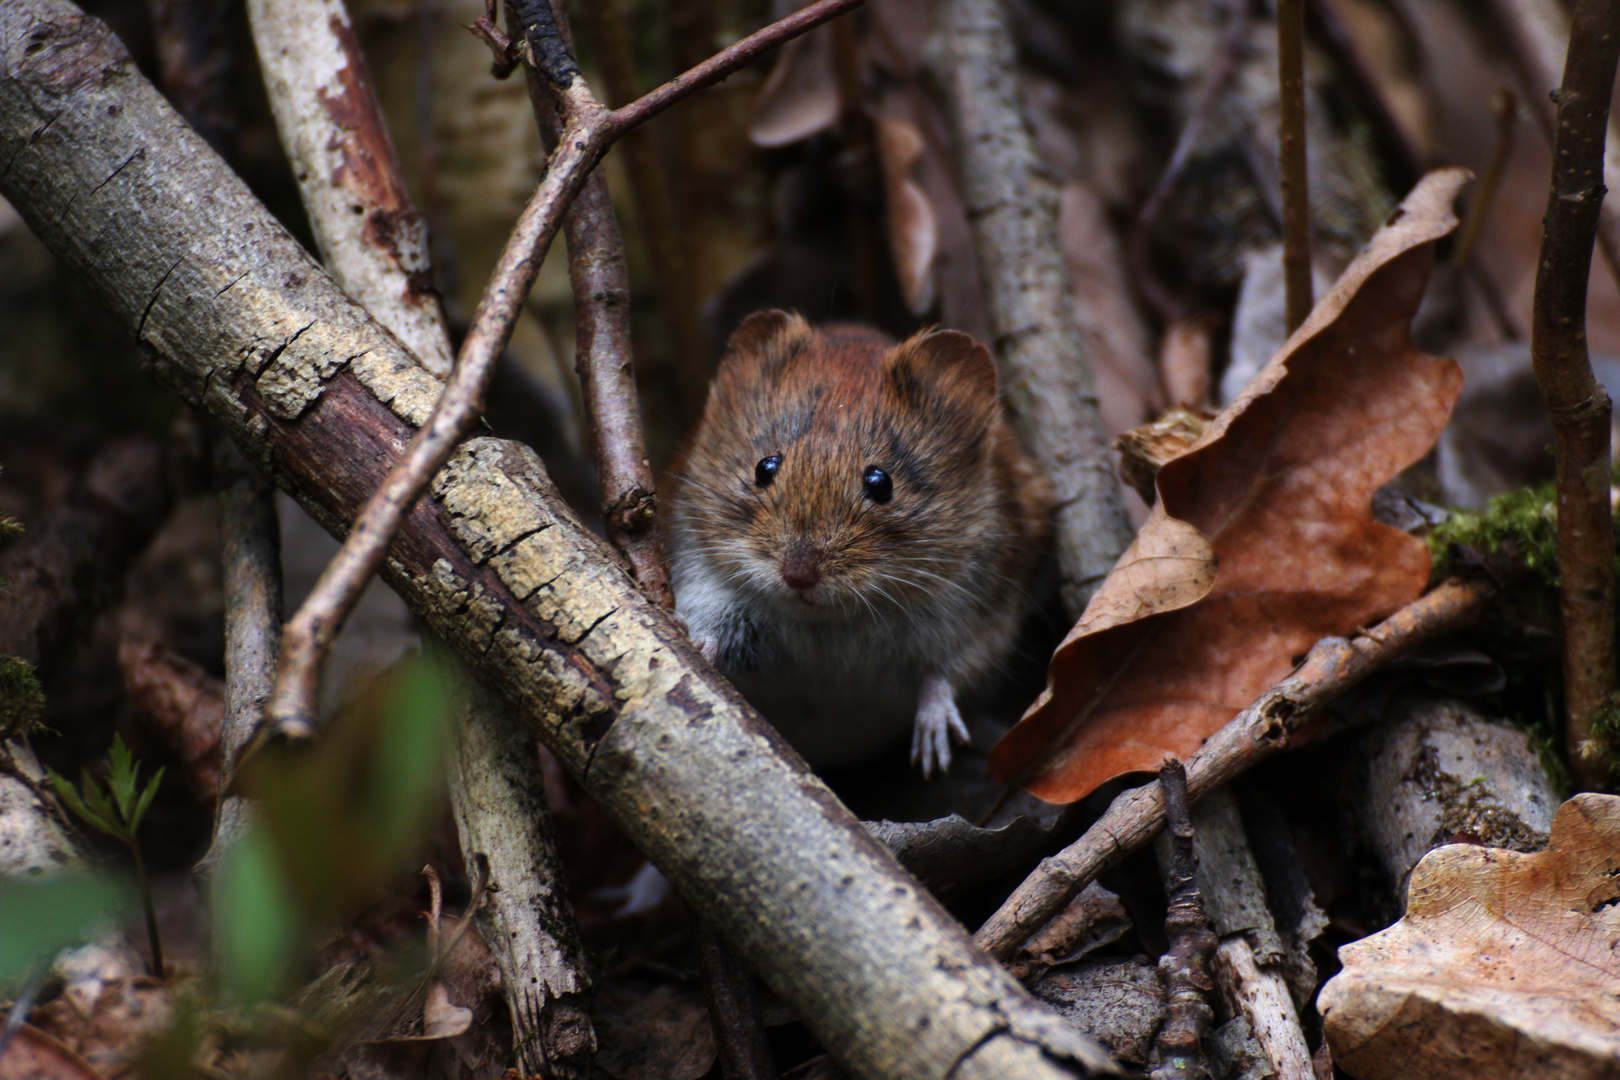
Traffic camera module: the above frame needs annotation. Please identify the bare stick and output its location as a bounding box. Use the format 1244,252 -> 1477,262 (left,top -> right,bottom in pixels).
264,0 -> 865,733
1149,760 -> 1216,1080
936,0 -> 1133,617
199,435 -> 282,874
1277,0 -> 1312,333
694,917 -> 777,1080
512,6 -> 674,610
581,0 -> 711,421
446,668 -> 596,1078
245,0 -> 454,378
1530,0 -> 1620,791
974,576 -> 1494,961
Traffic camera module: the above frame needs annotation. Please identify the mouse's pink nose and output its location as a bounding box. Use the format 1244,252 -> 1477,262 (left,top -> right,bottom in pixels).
781,546 -> 824,591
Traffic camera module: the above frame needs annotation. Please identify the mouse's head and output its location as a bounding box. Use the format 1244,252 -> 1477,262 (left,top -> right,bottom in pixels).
675,310 -> 1009,621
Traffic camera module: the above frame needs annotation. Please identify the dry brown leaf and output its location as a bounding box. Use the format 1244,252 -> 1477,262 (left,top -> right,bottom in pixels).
990,169 -> 1469,804
747,28 -> 839,149
117,636 -> 223,803
872,112 -> 937,315
1319,793 -> 1620,1080
1115,407 -> 1213,505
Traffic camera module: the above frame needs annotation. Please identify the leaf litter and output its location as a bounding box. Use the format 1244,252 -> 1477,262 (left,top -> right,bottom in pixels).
992,168 -> 1470,804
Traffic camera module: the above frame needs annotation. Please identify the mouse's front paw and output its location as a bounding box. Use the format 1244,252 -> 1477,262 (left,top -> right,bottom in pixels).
911,677 -> 970,779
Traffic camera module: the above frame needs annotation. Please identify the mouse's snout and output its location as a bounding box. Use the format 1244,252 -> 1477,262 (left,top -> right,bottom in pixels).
780,543 -> 825,591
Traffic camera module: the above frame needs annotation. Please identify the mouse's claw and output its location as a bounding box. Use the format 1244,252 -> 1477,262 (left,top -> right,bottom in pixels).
912,675 -> 970,778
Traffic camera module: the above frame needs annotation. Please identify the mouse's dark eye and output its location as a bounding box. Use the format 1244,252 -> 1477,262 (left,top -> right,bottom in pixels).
861,466 -> 893,504
754,455 -> 782,488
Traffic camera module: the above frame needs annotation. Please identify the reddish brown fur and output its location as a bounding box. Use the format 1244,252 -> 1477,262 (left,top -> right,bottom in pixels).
666,311 -> 1053,768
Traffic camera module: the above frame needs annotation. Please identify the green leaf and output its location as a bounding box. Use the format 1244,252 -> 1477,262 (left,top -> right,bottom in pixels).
365,658 -> 450,860
130,767 -> 164,833
107,733 -> 139,823
213,826 -> 298,1005
47,767 -> 119,837
0,872 -> 126,979
80,770 -> 129,840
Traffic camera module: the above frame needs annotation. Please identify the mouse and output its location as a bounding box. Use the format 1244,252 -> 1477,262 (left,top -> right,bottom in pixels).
666,310 -> 1053,777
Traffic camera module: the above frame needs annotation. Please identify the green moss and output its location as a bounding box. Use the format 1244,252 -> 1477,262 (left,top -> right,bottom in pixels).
1427,481 -> 1563,585
0,656 -> 46,739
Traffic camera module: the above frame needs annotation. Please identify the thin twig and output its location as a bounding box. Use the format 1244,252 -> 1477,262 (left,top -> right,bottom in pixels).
581,0 -> 712,422
1529,0 -> 1620,791
513,3 -> 674,609
516,21 -> 757,1062
974,576 -> 1495,961
264,0 -> 865,734
1277,0 -> 1313,333
1149,760 -> 1216,1080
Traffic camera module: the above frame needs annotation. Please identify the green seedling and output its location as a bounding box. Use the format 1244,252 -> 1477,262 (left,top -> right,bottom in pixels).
48,735 -> 167,977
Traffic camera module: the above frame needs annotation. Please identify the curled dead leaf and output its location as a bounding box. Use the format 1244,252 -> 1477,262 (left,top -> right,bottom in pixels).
872,112 -> 937,314
991,168 -> 1471,803
748,28 -> 839,148
1319,793 -> 1620,1080
1115,407 -> 1213,504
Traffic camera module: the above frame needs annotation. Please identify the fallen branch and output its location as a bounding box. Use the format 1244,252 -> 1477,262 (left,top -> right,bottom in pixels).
974,576 -> 1495,961
199,436 -> 282,875
1172,789 -> 1313,1080
264,0 -> 867,733
1148,761 -> 1216,1080
445,669 -> 596,1078
0,9 -> 1113,1073
245,0 -> 454,379
1528,0 -> 1620,790
935,0 -> 1133,617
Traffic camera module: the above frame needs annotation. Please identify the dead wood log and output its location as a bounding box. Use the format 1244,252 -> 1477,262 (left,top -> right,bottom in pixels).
0,5 -> 1114,1076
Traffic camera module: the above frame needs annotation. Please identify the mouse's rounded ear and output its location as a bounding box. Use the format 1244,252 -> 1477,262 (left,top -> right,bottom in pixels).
887,329 -> 1000,412
716,310 -> 812,380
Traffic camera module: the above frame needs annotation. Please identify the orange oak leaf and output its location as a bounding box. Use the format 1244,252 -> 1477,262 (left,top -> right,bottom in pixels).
1319,793 -> 1620,1080
990,168 -> 1470,804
